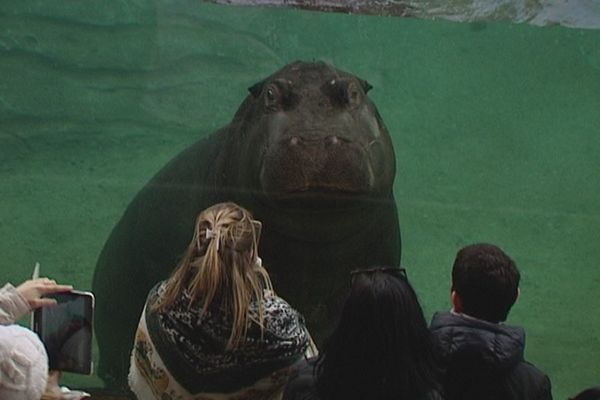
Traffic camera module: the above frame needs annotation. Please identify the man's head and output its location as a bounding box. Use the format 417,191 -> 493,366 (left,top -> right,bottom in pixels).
451,243 -> 520,323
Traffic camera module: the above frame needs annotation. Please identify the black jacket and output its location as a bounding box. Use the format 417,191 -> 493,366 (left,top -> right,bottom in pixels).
430,311 -> 552,400
283,357 -> 445,400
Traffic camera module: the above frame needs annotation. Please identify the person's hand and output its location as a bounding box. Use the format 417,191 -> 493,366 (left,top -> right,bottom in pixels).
16,278 -> 73,309
43,370 -> 91,399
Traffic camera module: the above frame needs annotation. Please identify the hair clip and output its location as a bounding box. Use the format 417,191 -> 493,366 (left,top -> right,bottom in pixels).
205,228 -> 217,239
205,228 -> 220,251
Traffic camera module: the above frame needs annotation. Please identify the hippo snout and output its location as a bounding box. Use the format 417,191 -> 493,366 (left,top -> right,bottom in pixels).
244,61 -> 395,202
287,134 -> 350,147
260,132 -> 375,196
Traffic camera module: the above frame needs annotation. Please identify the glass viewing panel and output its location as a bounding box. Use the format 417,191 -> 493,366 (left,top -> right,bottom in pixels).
1,1 -> 599,398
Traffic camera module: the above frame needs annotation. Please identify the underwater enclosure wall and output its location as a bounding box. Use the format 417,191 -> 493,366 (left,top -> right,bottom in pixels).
1,0 -> 600,397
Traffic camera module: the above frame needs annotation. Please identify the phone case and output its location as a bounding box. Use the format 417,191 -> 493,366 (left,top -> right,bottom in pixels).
33,290 -> 95,375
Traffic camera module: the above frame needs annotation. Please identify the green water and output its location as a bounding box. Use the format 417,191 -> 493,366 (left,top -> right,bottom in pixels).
1,1 -> 599,397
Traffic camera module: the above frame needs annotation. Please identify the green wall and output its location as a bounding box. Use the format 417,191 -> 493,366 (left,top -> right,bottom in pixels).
1,1 -> 599,397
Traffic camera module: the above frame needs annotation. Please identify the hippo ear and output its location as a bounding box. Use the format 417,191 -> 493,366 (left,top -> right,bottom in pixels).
248,79 -> 266,98
359,79 -> 373,94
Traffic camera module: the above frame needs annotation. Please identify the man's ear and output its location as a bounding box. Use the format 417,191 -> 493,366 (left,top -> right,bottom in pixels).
451,290 -> 463,313
515,287 -> 521,303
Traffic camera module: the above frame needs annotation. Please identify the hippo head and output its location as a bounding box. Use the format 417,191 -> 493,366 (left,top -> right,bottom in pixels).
226,61 -> 396,209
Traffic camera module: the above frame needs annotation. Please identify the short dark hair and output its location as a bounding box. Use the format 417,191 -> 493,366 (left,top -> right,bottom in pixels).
316,267 -> 440,400
570,387 -> 600,400
452,243 -> 520,322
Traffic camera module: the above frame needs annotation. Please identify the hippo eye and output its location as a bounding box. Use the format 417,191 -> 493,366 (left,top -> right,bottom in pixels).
264,83 -> 282,110
322,78 -> 364,109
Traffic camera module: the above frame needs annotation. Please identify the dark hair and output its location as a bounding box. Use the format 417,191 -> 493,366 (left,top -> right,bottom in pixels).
570,387 -> 600,400
452,243 -> 520,323
316,267 -> 440,400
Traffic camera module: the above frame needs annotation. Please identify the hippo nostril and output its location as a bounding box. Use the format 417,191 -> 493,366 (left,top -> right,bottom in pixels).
327,136 -> 340,146
290,136 -> 300,146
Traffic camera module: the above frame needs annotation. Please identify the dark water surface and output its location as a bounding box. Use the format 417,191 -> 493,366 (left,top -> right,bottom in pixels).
1,1 -> 599,396
214,0 -> 600,29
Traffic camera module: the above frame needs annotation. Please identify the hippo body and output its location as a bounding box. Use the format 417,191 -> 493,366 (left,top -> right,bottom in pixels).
92,61 -> 401,388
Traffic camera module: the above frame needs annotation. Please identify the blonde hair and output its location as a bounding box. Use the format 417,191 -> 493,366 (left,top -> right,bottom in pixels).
154,202 -> 273,350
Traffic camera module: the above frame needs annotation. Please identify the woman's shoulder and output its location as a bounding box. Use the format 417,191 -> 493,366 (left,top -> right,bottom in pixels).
263,291 -> 297,310
146,280 -> 167,303
263,290 -> 293,308
259,292 -> 309,337
243,292 -> 311,361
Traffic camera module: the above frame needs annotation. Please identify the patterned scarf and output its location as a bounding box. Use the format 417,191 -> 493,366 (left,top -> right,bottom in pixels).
130,282 -> 309,398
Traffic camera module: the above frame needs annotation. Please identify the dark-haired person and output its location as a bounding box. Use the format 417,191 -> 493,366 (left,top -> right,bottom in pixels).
570,387 -> 600,400
283,267 -> 443,400
430,243 -> 552,400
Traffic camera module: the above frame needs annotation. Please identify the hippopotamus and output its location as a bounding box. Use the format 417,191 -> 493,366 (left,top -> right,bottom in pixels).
92,61 -> 401,388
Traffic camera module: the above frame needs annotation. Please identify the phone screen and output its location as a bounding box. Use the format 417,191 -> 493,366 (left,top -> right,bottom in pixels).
34,291 -> 94,374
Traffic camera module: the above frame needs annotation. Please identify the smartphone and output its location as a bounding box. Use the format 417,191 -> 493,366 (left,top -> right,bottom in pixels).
33,290 -> 95,375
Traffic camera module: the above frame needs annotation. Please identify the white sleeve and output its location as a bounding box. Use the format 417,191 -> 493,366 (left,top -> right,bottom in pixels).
0,283 -> 31,324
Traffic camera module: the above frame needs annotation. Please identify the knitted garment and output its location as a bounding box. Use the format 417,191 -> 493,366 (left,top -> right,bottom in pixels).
129,282 -> 309,399
0,324 -> 49,400
0,283 -> 30,325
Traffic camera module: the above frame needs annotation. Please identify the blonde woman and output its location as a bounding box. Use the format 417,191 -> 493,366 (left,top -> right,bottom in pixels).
128,202 -> 311,400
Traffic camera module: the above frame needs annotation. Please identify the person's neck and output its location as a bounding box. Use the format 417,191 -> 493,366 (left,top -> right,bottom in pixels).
450,308 -> 503,324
